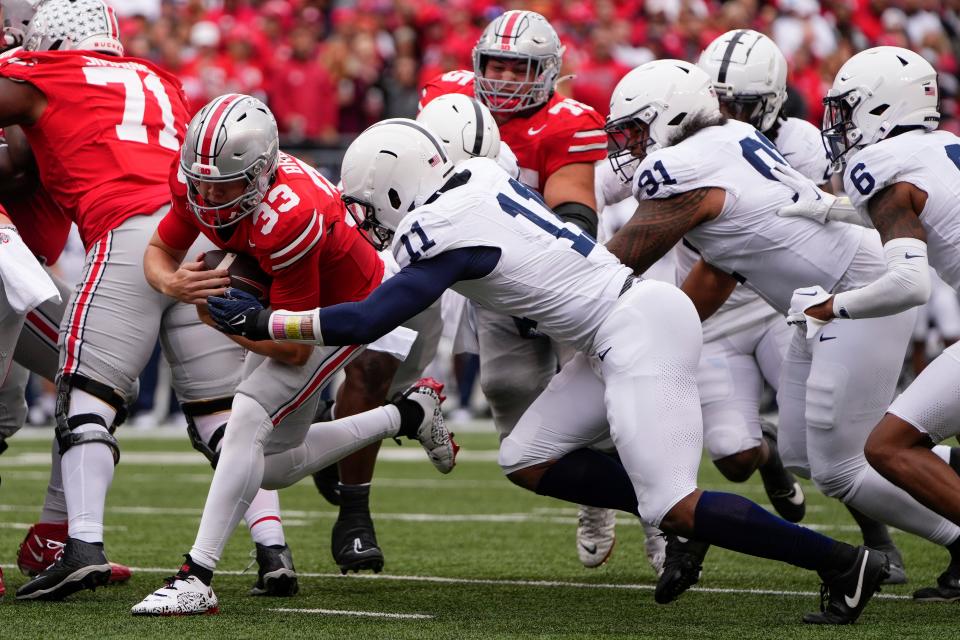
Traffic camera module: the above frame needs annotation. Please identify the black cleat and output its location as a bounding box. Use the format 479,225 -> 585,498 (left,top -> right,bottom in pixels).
654,535 -> 710,604
15,537 -> 111,601
912,571 -> 960,602
803,546 -> 889,624
874,542 -> 907,585
758,422 -> 805,523
249,544 -> 299,597
332,514 -> 384,574
311,463 -> 341,506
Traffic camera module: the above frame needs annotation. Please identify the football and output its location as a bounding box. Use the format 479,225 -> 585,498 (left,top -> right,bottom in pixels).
201,249 -> 271,306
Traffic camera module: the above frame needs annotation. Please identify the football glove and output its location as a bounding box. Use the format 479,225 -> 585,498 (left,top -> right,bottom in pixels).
786,285 -> 833,339
207,288 -> 269,339
773,164 -> 872,228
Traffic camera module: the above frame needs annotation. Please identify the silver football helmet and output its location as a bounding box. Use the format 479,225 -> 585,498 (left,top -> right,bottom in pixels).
416,93 -> 501,165
180,93 -> 280,229
23,0 -> 123,56
823,46 -> 939,170
340,118 -> 455,250
472,10 -> 563,114
2,0 -> 43,47
698,29 -> 787,132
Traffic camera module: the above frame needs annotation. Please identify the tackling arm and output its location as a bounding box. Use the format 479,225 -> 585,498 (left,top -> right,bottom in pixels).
606,187 -> 725,276
544,162 -> 599,237
680,258 -> 738,321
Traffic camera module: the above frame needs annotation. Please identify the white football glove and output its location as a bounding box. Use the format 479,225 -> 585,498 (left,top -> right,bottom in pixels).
772,164 -> 836,224
787,285 -> 833,339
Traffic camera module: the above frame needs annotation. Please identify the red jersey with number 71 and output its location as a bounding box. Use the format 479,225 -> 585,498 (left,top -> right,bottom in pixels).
0,50 -> 187,250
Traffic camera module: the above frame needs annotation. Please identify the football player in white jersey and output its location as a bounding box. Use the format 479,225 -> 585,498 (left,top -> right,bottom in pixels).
603,59 -> 960,611
776,46 -> 960,601
209,117 -> 894,625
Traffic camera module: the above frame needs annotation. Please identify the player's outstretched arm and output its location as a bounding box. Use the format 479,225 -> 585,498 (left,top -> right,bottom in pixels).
606,187 -> 725,276
680,258 -> 738,321
544,163 -> 599,236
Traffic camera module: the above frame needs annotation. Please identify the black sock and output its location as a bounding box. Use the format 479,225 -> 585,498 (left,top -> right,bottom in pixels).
949,448 -> 960,476
394,399 -> 424,438
845,504 -> 893,548
945,537 -> 960,576
179,554 -> 214,586
338,483 -> 372,518
693,491 -> 857,575
535,449 -> 639,515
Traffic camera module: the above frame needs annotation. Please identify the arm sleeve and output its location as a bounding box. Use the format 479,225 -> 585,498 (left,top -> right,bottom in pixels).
831,237 -> 931,319
318,246 -> 499,345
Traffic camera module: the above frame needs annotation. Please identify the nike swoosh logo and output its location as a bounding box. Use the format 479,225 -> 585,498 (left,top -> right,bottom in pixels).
352,538 -> 378,555
819,335 -> 836,342
844,550 -> 869,609
29,548 -> 44,563
796,291 -> 818,296
905,253 -> 923,259
787,483 -> 805,505
598,347 -> 612,361
580,541 -> 597,555
528,125 -> 547,136
248,239 -> 256,247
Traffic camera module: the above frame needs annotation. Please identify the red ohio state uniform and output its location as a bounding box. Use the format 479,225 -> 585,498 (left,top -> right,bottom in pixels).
158,152 -> 384,312
4,186 -> 71,266
0,50 -> 188,249
419,69 -> 608,193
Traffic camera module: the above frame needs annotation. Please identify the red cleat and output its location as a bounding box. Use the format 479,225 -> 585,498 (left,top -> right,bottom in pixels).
17,522 -> 132,583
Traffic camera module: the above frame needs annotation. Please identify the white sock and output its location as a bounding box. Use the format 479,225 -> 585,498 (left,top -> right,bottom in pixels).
245,489 -> 285,547
62,388 -> 116,543
932,444 -> 952,464
261,405 -> 400,489
40,439 -> 67,523
189,393 -> 271,570
845,465 -> 960,546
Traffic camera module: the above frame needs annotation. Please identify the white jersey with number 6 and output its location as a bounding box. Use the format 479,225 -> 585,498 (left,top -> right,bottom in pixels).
391,158 -> 632,354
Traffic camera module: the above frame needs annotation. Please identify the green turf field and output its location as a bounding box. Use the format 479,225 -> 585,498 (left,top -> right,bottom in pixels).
0,425 -> 956,639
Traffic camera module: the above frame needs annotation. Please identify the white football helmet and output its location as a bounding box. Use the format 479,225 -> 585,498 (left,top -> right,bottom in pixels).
697,29 -> 787,132
472,10 -> 564,114
416,94 -> 501,166
23,0 -> 123,56
606,59 -> 719,182
181,93 -> 280,229
340,119 -> 455,250
823,46 -> 939,170
2,0 -> 43,47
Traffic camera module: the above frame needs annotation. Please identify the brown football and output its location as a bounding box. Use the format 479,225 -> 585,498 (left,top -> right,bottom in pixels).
201,250 -> 271,306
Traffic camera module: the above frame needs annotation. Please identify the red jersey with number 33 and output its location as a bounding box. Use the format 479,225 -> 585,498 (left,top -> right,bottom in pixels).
158,152 -> 384,312
0,50 -> 188,249
419,70 -> 607,193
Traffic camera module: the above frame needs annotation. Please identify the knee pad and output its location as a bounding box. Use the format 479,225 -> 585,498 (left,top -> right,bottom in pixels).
182,396 -> 233,468
55,374 -> 124,464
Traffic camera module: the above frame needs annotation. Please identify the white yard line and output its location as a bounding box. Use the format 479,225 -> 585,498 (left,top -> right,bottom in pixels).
270,607 -> 433,619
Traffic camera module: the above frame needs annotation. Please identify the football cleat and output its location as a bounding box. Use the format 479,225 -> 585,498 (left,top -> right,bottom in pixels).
912,571 -> 960,602
874,542 -> 907,585
131,575 -> 219,616
394,378 -> 459,474
15,537 -> 111,600
654,535 -> 710,604
18,522 -> 131,583
803,546 -> 888,624
758,423 -> 806,523
643,521 -> 667,577
576,506 -> 616,568
249,544 -> 299,597
331,514 -> 384,574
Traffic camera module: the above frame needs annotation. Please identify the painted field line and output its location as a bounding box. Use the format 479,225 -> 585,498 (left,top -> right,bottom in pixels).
270,607 -> 433,619
0,565 -> 897,602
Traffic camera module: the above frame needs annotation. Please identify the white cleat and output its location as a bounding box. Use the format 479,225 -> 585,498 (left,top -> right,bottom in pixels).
131,575 -> 219,616
397,378 -> 459,474
642,521 -> 667,577
577,506 -> 616,568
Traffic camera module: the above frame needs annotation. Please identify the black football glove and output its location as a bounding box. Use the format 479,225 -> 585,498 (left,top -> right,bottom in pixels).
207,288 -> 269,339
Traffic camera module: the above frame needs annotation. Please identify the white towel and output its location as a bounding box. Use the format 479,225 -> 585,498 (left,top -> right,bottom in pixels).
0,226 -> 60,314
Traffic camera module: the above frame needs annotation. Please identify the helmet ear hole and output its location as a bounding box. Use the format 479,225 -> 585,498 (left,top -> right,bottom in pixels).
869,104 -> 889,116
388,188 -> 402,210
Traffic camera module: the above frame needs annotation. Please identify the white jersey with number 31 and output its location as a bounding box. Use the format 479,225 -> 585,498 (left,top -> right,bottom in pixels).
391,157 -> 632,353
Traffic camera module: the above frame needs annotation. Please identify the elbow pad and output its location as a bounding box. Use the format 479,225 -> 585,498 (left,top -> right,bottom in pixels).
826,197 -> 874,229
553,201 -> 598,237
832,237 -> 931,320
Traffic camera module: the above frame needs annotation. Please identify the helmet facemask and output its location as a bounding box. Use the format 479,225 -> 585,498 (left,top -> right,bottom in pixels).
717,91 -> 775,131
821,89 -> 862,172
183,155 -> 273,229
474,51 -> 558,114
342,196 -> 394,251
605,105 -> 659,183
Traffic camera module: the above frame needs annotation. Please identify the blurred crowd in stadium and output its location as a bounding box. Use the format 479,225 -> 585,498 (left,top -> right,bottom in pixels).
113,0 -> 960,145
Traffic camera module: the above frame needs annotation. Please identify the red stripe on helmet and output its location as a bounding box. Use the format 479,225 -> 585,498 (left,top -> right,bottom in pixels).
199,94 -> 241,163
500,11 -> 521,46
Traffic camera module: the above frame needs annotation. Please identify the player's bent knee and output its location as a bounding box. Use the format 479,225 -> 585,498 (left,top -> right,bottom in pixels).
713,447 -> 761,483
182,396 -> 234,468
55,374 -> 126,464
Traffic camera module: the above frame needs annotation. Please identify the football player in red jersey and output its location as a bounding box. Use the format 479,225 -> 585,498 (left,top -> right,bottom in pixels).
130,94 -> 456,616
419,10 -> 618,568
0,0 -> 257,601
